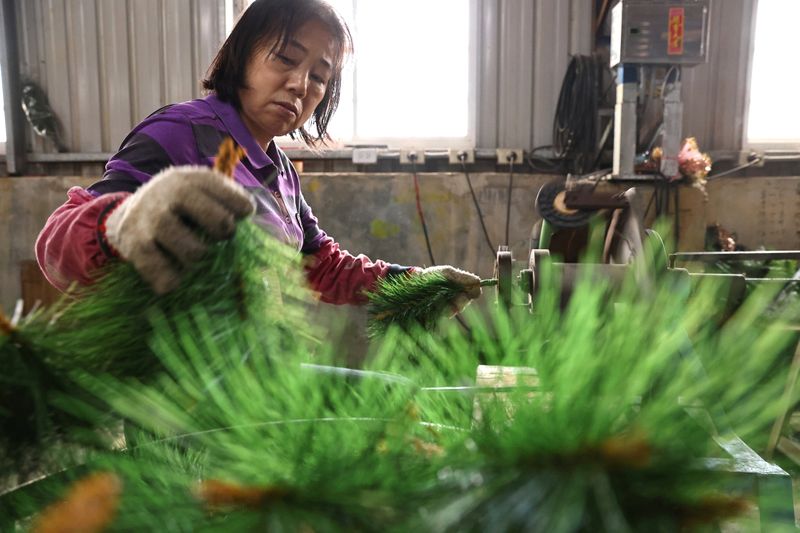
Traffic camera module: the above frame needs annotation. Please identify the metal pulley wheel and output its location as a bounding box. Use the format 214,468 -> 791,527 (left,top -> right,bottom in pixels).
529,248 -> 551,300
494,246 -> 513,308
535,179 -> 593,229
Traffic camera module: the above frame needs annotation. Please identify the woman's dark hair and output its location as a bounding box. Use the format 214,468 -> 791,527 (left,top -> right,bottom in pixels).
202,0 -> 352,145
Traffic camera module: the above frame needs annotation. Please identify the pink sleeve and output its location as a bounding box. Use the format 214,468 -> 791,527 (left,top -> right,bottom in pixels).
35,187 -> 130,292
304,237 -> 413,305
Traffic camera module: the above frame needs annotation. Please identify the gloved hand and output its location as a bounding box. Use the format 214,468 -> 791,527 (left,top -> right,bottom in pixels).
104,165 -> 255,294
419,265 -> 482,315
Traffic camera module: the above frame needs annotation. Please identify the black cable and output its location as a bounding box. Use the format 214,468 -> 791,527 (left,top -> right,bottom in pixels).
594,0 -> 611,36
505,156 -> 514,246
658,66 -> 681,100
653,177 -> 671,219
644,189 -> 656,221
706,157 -> 763,180
460,155 -> 496,256
526,145 -> 563,173
643,66 -> 683,153
589,121 -> 614,171
552,54 -> 601,174
411,158 -> 436,266
410,156 -> 473,334
654,185 -> 660,218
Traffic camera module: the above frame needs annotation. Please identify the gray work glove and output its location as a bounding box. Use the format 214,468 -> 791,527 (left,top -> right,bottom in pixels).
104,165 -> 255,294
419,265 -> 482,315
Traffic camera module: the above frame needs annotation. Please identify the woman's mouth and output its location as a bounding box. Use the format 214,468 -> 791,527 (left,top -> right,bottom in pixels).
272,102 -> 298,118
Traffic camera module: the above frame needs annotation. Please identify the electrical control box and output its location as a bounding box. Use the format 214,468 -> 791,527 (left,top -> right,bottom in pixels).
610,0 -> 711,66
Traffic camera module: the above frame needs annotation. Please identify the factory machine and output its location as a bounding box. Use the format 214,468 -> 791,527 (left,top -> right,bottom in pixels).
610,0 -> 710,181
486,2 -> 800,524
499,0 -> 716,308
495,0 -> 799,315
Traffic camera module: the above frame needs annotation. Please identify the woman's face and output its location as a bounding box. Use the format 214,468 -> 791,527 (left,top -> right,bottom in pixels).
238,19 -> 336,148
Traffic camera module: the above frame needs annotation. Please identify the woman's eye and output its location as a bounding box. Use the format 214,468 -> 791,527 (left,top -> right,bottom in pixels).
311,74 -> 328,85
275,54 -> 295,65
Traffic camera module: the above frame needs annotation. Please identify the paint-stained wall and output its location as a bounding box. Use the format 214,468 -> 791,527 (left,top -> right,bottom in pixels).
0,173 -> 551,312
3,173 -> 800,315
677,177 -> 800,252
0,176 -> 95,312
301,173 -> 552,278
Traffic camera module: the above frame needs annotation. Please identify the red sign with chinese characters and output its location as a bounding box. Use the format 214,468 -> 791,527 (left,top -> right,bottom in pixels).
668,7 -> 685,55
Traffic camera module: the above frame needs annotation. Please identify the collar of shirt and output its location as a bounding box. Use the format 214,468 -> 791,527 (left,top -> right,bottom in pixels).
204,93 -> 277,172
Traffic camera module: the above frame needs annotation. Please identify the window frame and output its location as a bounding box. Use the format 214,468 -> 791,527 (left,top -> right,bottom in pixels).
0,0 -> 18,168
234,0 -> 478,151
333,0 -> 477,150
0,61 -> 6,154
741,0 -> 800,154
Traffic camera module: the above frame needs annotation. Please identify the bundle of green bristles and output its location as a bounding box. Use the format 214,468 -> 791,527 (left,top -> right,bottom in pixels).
1,217 -> 798,532
366,272 -> 497,337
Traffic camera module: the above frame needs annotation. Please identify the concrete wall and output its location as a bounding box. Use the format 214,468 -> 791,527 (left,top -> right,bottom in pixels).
0,176 -> 95,313
677,177 -> 800,253
301,173 -> 552,279
3,173 -> 800,315
0,172 -> 550,312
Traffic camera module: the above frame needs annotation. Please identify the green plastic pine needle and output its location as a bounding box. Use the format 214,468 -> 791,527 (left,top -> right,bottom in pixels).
366,273 -> 494,337
0,221 -> 312,468
3,220 -> 800,532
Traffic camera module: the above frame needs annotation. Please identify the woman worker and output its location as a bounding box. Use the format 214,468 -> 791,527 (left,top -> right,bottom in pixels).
36,0 -> 481,312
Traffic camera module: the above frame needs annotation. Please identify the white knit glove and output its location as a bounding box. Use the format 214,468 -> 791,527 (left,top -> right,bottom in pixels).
104,165 -> 255,294
420,265 -> 482,315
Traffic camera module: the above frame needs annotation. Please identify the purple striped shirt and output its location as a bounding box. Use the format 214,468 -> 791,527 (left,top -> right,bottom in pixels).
30,92 -> 415,304
90,94 -> 327,255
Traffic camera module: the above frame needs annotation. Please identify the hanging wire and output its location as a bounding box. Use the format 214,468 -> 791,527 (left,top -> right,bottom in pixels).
410,157 -> 475,334
706,156 -> 764,181
460,155 -> 496,257
552,55 -> 601,173
411,158 -> 436,266
505,155 -> 515,246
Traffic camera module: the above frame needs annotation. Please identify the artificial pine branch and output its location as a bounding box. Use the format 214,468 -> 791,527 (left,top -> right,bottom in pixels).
366,272 -> 495,337
0,221 -> 312,469
4,222 -> 799,531
30,472 -> 121,533
0,139 -> 318,467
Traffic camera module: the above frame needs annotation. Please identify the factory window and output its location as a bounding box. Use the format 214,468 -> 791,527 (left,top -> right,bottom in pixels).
0,71 -> 6,153
745,0 -> 800,150
237,0 -> 475,150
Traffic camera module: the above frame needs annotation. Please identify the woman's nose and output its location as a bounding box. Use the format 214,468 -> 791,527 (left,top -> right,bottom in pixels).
286,69 -> 308,98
